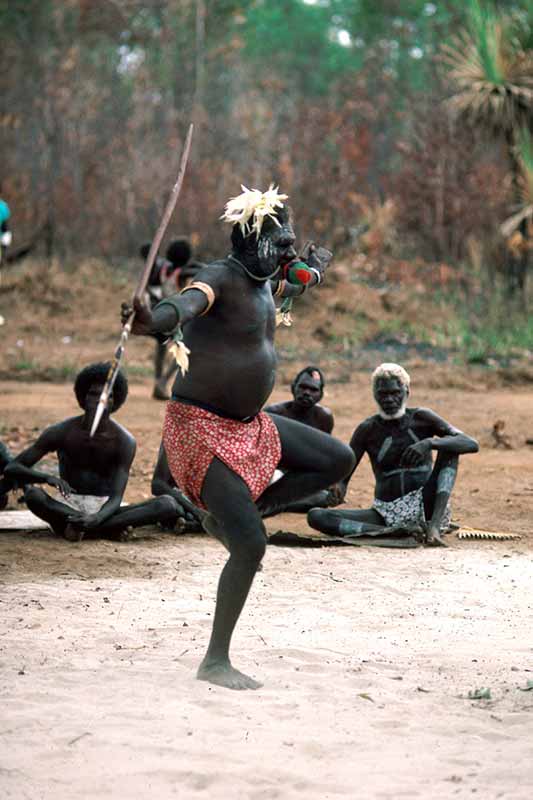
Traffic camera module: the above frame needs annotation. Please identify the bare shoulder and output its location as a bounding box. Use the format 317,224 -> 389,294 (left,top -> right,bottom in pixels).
40,416 -> 80,444
350,414 -> 376,443
316,404 -> 334,432
413,407 -> 459,434
192,260 -> 233,291
360,414 -> 379,432
265,401 -> 290,416
109,420 -> 137,454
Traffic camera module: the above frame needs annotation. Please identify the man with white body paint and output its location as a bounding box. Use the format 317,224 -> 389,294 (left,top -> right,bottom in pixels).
308,363 -> 479,547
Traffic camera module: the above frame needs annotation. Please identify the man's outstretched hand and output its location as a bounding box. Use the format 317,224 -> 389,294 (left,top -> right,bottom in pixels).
121,297 -> 153,335
304,243 -> 333,283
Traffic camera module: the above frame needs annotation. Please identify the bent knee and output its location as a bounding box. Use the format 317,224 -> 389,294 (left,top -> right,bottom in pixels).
307,507 -> 329,531
247,533 -> 267,565
155,494 -> 180,516
24,485 -> 48,506
435,451 -> 459,466
329,443 -> 355,482
232,526 -> 266,565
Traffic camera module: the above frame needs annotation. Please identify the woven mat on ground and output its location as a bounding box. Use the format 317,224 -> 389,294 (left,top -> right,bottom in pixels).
267,529 -> 419,549
0,510 -> 51,532
267,525 -> 521,548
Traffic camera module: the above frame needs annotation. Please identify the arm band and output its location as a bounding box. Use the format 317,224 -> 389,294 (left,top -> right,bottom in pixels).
154,296 -> 182,334
180,281 -> 216,316
308,267 -> 322,285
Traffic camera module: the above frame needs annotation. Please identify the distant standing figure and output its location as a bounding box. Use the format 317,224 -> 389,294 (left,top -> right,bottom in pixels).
4,363 -> 179,541
142,238 -> 203,400
308,363 -> 479,546
0,440 -> 13,510
0,187 -> 11,267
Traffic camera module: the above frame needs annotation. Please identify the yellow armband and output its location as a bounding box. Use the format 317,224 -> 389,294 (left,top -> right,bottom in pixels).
180,281 -> 216,316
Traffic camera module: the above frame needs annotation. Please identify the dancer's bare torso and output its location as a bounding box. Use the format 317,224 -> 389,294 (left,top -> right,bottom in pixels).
170,260 -> 277,420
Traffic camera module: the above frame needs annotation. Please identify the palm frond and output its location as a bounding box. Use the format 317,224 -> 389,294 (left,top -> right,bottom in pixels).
442,1 -> 533,131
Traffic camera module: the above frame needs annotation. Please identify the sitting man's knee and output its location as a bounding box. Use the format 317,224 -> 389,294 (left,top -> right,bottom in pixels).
156,494 -> 180,516
307,507 -> 331,531
436,450 -> 459,467
24,485 -> 47,505
331,443 -> 355,482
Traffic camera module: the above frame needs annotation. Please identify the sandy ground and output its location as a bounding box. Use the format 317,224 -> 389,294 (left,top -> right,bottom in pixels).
1,375 -> 533,799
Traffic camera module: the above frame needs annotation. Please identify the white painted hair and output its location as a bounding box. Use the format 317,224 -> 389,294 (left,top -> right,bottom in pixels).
371,363 -> 410,390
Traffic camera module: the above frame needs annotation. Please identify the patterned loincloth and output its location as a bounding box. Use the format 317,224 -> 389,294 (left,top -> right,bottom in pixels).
163,400 -> 281,509
373,487 -> 451,532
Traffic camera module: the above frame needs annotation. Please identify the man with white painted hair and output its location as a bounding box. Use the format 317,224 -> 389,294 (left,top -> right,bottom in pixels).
308,362 -> 479,546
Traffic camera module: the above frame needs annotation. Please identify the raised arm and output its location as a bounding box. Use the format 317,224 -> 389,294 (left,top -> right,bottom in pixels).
400,409 -> 479,467
122,268 -> 222,337
4,423 -> 72,496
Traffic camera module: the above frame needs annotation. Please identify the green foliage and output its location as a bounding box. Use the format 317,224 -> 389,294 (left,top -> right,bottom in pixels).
242,0 -> 361,94
5,359 -> 79,382
450,289 -> 533,363
468,0 -> 505,84
517,127 -> 533,175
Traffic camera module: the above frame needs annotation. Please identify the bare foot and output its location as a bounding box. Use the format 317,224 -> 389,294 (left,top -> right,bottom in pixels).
63,523 -> 84,542
425,527 -> 447,547
117,526 -> 134,542
197,658 -> 263,690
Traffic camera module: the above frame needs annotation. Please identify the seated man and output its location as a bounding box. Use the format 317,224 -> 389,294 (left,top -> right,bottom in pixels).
266,366 -> 334,433
151,443 -> 204,532
308,362 -> 479,546
0,440 -> 13,510
266,366 -> 339,513
4,363 -> 179,541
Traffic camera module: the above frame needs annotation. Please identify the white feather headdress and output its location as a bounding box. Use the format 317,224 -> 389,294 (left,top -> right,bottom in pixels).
221,184 -> 288,237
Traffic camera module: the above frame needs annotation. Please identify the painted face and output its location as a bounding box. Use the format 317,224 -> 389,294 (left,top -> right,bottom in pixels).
293,374 -> 322,409
373,377 -> 408,419
254,219 -> 297,279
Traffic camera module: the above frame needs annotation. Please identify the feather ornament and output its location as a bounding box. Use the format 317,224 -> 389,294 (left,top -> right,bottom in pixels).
276,297 -> 293,327
221,184 -> 288,237
167,326 -> 191,375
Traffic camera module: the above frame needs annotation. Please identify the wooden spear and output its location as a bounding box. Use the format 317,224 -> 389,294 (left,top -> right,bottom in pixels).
90,124 -> 194,437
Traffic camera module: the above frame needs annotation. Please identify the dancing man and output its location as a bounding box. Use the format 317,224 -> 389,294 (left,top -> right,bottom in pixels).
123,186 -> 354,689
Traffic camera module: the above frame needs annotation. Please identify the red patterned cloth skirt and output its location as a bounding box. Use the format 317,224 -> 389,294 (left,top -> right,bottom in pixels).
162,400 -> 281,509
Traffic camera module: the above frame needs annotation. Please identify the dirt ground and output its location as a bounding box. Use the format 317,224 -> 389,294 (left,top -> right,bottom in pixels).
1,374 -> 533,799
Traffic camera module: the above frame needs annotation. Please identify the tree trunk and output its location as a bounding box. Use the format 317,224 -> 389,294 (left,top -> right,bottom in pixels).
505,130 -> 529,308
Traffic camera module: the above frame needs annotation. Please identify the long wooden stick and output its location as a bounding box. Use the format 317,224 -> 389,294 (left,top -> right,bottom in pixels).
90,124 -> 194,437
133,124 -> 194,302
